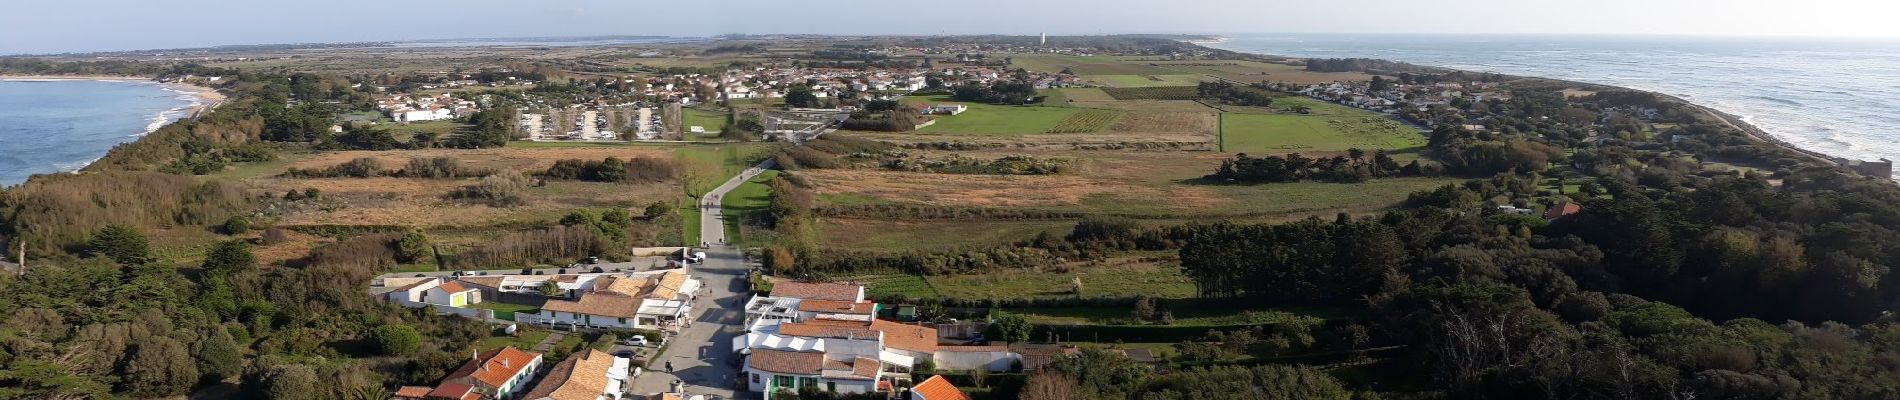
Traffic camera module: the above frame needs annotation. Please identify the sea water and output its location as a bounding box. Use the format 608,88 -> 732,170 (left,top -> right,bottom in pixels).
0,79 -> 199,186
1208,34 -> 1900,167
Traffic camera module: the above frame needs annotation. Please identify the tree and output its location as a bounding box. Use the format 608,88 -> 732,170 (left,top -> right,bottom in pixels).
201,240 -> 256,277
1021,372 -> 1082,400
120,336 -> 198,397
87,225 -> 152,265
989,313 -> 1033,343
258,363 -> 320,400
370,325 -> 421,355
785,85 -> 818,108
538,280 -> 562,297
196,327 -> 243,382
396,231 -> 431,264
1132,295 -> 1158,323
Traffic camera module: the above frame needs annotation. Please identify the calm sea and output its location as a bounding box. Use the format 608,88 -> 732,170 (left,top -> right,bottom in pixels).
0,80 -> 199,186
1207,34 -> 1900,166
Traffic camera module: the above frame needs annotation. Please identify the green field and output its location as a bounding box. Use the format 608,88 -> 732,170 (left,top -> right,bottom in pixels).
382,120 -> 469,139
1087,74 -> 1208,88
721,170 -> 780,243
820,219 -> 1074,252
475,328 -> 552,352
1015,305 -> 1336,327
682,108 -> 728,133
840,272 -> 942,298
1220,114 -> 1426,153
927,258 -> 1199,300
1043,88 -> 1116,106
470,301 -> 541,321
913,96 -> 1081,136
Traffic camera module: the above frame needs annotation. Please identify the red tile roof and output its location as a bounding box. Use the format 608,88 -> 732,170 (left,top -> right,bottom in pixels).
779,320 -> 880,341
445,346 -> 541,389
911,375 -> 970,400
393,386 -> 433,399
771,281 -> 863,302
748,349 -> 825,375
796,300 -> 876,314
872,319 -> 939,354
436,281 -> 473,294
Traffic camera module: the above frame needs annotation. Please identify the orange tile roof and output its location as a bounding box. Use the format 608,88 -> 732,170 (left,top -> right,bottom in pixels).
391,279 -> 437,292
540,292 -> 641,318
445,346 -> 541,389
771,281 -> 863,301
911,375 -> 970,400
521,349 -> 618,400
394,386 -> 433,399
779,321 -> 879,341
748,349 -> 824,375
872,319 -> 939,354
796,300 -> 876,314
427,382 -> 475,400
851,356 -> 881,379
598,271 -> 689,300
436,281 -> 473,294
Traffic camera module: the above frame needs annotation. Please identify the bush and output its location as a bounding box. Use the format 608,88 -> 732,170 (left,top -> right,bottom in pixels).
449,170 -> 531,207
222,216 -> 253,235
370,325 -> 420,355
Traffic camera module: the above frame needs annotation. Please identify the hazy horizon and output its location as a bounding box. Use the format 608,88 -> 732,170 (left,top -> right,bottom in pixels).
5,0 -> 1899,55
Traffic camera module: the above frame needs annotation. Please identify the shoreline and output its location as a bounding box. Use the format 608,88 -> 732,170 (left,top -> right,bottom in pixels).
0,75 -> 227,182
1191,41 -> 1894,182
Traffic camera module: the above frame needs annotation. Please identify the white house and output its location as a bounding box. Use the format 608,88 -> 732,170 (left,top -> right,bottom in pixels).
529,271 -> 699,331
439,346 -> 543,399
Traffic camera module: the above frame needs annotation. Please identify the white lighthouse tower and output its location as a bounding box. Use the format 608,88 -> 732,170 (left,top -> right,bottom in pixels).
1040,32 -> 1047,46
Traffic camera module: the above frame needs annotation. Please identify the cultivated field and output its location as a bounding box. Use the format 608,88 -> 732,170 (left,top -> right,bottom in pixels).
912,96 -> 1082,136
1087,74 -> 1208,87
1101,86 -> 1202,100
1220,114 -> 1427,153
1046,110 -> 1125,133
1147,60 -> 1376,84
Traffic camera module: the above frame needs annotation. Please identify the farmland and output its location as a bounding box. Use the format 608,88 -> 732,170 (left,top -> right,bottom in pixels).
1046,109 -> 1125,133
1087,74 -> 1207,87
1220,113 -> 1427,153
1102,86 -> 1201,100
910,96 -> 1081,135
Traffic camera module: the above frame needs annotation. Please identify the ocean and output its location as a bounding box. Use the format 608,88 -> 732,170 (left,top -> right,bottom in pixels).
1206,34 -> 1900,166
0,79 -> 201,186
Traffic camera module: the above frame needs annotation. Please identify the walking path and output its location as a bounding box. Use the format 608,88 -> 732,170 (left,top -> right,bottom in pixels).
531,332 -> 567,353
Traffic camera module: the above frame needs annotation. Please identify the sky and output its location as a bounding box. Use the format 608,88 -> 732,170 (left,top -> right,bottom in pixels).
4,0 -> 1899,55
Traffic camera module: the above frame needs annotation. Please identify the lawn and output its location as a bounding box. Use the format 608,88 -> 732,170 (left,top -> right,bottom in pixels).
1087,74 -> 1208,88
1042,88 -> 1116,106
382,120 -> 469,140
912,96 -> 1080,136
470,301 -> 541,321
838,272 -> 942,299
1220,113 -> 1426,153
721,170 -> 780,244
475,328 -> 551,352
673,143 -> 773,196
682,108 -> 728,133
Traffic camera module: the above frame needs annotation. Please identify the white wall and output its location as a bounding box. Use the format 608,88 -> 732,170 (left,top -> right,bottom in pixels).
933,351 -> 1019,372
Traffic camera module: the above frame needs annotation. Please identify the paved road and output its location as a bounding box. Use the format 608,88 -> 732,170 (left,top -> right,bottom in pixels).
628,245 -> 751,398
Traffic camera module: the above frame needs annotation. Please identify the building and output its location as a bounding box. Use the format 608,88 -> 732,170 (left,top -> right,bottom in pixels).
519,349 -> 634,400
528,271 -> 698,331
437,346 -> 544,399
1544,201 -> 1582,220
906,375 -> 970,400
386,278 -> 482,308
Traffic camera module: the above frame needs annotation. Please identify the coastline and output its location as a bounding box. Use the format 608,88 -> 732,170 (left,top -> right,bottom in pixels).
1190,42 -> 1893,182
0,75 -> 227,182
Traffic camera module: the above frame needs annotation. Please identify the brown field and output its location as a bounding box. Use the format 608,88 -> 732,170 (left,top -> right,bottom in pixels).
1061,99 -> 1216,112
1562,88 -> 1599,99
251,176 -> 673,228
1112,111 -> 1218,135
288,147 -> 675,173
795,169 -> 1229,211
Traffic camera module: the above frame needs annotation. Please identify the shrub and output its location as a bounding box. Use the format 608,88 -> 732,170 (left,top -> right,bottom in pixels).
370,325 -> 421,355
449,170 -> 531,207
222,216 -> 253,235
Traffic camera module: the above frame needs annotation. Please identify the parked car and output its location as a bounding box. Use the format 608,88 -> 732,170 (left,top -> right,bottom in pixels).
621,336 -> 652,347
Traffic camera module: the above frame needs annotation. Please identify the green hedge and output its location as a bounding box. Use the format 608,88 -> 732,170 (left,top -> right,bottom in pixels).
1032,319 -> 1352,343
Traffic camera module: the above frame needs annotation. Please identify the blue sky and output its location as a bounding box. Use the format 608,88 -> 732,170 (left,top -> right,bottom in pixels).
3,0 -> 1897,55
